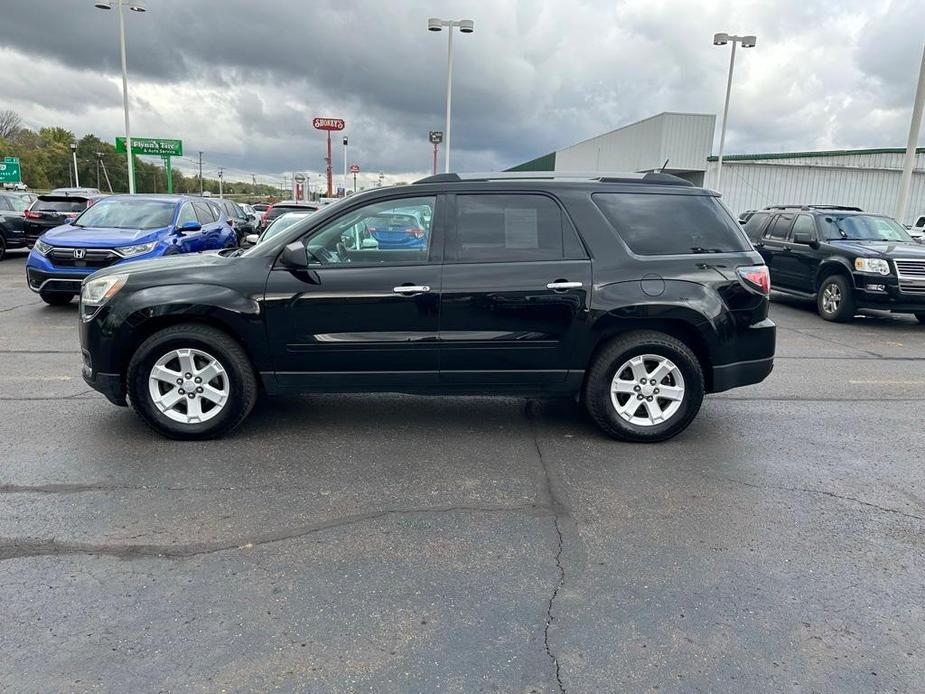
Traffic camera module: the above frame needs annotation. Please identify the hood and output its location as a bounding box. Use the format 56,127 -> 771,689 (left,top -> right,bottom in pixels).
89,250 -> 230,281
828,239 -> 925,259
43,224 -> 168,248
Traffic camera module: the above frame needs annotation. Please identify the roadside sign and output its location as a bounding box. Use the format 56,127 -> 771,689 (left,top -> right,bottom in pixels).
313,117 -> 345,131
294,173 -> 306,184
0,157 -> 21,184
429,131 -> 444,144
115,137 -> 183,156
350,163 -> 360,174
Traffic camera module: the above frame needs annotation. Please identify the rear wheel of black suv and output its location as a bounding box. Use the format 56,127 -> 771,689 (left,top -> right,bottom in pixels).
39,292 -> 74,306
127,323 -> 257,440
817,274 -> 855,322
583,331 -> 704,443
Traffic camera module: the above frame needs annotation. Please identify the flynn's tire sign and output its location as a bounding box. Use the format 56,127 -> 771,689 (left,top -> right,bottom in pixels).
313,118 -> 345,131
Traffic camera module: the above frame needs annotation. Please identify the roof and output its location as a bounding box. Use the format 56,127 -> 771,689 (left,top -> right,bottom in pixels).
707,147 -> 925,162
413,171 -> 694,187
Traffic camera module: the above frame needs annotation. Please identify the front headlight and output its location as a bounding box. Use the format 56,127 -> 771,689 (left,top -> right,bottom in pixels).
855,258 -> 890,275
34,239 -> 53,256
81,273 -> 128,307
116,241 -> 157,257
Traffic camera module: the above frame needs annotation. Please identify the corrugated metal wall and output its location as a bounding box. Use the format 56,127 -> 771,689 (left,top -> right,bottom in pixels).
554,112 -> 714,173
706,151 -> 925,225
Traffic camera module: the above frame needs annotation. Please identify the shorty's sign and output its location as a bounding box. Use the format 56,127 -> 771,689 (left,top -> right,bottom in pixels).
312,118 -> 345,131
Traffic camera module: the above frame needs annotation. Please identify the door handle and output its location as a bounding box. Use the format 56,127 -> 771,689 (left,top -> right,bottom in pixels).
393,285 -> 430,294
546,281 -> 583,290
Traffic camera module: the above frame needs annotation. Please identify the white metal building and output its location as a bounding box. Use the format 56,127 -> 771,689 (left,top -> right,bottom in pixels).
704,149 -> 925,224
508,112 -> 925,224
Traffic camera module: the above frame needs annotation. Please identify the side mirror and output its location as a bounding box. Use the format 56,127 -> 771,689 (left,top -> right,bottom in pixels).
177,220 -> 202,233
279,241 -> 309,268
793,232 -> 819,248
244,234 -> 259,246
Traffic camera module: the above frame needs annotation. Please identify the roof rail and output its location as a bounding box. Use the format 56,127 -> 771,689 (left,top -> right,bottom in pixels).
765,204 -> 863,212
413,171 -> 694,187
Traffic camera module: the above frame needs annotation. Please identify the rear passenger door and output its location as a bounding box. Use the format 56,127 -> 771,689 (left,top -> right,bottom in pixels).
439,193 -> 592,386
780,214 -> 819,293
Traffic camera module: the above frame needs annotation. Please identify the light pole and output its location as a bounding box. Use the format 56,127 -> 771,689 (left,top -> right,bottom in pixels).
70,143 -> 79,188
712,32 -> 756,190
896,44 -> 925,224
342,136 -> 348,196
428,17 -> 474,173
94,1 -> 146,194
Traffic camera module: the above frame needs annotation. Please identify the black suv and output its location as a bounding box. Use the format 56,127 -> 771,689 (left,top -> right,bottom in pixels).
78,172 -> 775,441
743,205 -> 925,322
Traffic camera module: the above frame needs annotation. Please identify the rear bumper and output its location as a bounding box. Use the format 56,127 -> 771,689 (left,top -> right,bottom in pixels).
711,356 -> 774,393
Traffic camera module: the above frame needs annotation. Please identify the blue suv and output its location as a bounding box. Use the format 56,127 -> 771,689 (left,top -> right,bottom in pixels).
26,195 -> 237,305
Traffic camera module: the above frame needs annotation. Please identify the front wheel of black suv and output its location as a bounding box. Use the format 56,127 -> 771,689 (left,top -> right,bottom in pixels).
817,274 -> 855,322
127,323 -> 258,440
39,292 -> 74,306
583,331 -> 705,443
914,313 -> 925,325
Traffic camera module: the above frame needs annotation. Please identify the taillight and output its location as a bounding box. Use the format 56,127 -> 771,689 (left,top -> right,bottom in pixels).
409,226 -> 424,238
261,206 -> 272,221
736,265 -> 770,295
24,209 -> 41,219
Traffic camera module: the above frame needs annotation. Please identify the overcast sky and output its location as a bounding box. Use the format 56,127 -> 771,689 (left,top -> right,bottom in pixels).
1,0 -> 923,185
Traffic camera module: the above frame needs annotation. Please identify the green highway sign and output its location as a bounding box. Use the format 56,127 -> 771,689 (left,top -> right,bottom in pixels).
115,137 -> 183,157
0,157 -> 21,183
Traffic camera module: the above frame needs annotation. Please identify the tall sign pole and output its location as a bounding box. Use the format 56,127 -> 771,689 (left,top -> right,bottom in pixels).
313,117 -> 345,198
342,136 -> 348,197
429,131 -> 443,176
350,163 -> 360,193
896,43 -> 925,224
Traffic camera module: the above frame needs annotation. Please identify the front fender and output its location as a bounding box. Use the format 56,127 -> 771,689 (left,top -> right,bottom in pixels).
93,283 -> 270,374
814,256 -> 854,290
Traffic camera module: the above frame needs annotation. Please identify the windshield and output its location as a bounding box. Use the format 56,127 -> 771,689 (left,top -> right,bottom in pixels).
262,213 -> 313,241
73,198 -> 176,230
819,214 -> 912,243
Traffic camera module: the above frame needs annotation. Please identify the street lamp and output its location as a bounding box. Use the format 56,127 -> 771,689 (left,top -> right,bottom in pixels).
712,32 -> 756,190
428,17 -> 474,173
69,143 -> 79,188
94,0 -> 146,194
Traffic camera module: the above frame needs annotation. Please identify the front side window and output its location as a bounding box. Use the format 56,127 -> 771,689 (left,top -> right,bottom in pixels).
593,192 -> 751,255
176,203 -> 198,226
72,198 -> 176,230
302,196 -> 436,266
790,214 -> 816,240
192,201 -> 215,224
453,194 -> 567,262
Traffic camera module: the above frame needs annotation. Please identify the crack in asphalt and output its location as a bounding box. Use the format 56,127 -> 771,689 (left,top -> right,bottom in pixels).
0,301 -> 41,314
717,476 -> 925,522
0,503 -> 553,562
525,400 -> 567,694
778,325 -> 884,359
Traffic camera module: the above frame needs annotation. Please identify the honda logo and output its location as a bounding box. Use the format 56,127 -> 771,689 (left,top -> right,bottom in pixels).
73,249 -> 86,259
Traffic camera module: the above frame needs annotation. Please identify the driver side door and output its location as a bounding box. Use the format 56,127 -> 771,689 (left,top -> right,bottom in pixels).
263,194 -> 444,391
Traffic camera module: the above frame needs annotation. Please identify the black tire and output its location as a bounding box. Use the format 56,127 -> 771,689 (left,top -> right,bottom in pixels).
583,330 -> 705,443
127,323 -> 258,440
816,274 -> 855,322
39,292 -> 74,306
915,313 -> 925,325
0,235 -> 6,261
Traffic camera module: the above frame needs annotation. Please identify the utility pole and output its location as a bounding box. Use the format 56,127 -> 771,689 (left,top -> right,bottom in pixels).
251,172 -> 256,196
342,136 -> 348,196
218,167 -> 224,199
96,153 -> 101,189
198,151 -> 203,196
98,153 -> 113,193
896,43 -> 925,224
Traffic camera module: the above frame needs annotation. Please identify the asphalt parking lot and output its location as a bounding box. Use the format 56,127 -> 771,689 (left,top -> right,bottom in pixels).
0,248 -> 923,693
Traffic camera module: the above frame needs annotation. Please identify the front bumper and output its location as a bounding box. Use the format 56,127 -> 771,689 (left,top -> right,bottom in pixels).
81,351 -> 127,406
26,266 -> 90,294
853,273 -> 925,312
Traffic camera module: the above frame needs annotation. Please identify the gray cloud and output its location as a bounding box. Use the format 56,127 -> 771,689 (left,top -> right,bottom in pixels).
1,0 -> 923,181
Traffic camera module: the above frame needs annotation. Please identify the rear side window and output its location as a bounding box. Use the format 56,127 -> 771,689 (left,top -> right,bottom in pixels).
742,211 -> 770,242
765,214 -> 793,240
593,193 -> 751,255
452,194 -> 582,262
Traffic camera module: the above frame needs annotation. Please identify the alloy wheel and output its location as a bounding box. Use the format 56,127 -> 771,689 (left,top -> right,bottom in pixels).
822,283 -> 841,314
147,347 -> 229,424
610,354 -> 686,426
